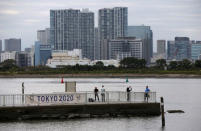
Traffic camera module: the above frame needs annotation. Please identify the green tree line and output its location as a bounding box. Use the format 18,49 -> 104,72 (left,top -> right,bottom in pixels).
0,58 -> 201,74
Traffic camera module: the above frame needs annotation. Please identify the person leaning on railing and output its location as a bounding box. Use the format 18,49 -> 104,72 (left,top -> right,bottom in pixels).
144,86 -> 150,102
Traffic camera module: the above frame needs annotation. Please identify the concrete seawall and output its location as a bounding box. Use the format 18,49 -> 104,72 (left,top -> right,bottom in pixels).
0,103 -> 160,121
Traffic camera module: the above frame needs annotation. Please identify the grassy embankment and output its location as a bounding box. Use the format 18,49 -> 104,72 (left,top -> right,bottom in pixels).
0,67 -> 201,77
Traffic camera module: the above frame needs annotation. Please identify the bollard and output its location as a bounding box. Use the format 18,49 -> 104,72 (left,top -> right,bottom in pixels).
22,82 -> 24,104
3,95 -> 5,106
118,92 -> 120,102
160,97 -> 165,127
13,95 -> 15,106
85,92 -> 88,104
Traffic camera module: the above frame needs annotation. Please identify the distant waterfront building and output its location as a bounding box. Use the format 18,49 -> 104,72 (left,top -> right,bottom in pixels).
127,25 -> 153,64
0,40 -> 2,52
37,28 -> 50,45
4,38 -> 21,52
50,9 -> 94,60
157,40 -> 166,59
174,37 -> 191,60
46,49 -> 91,68
151,53 -> 166,63
24,48 -> 33,66
15,52 -> 30,67
0,40 -> 2,62
1,51 -> 31,67
25,48 -> 32,53
157,40 -> 166,55
46,49 -> 120,68
199,54 -> 201,60
30,45 -> 35,66
167,37 -> 191,61
98,7 -> 128,60
167,40 -> 175,60
0,51 -> 16,62
34,41 -> 52,66
191,41 -> 201,60
108,37 -> 142,60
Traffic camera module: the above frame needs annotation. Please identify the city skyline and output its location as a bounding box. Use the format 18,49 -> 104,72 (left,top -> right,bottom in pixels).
0,0 -> 201,51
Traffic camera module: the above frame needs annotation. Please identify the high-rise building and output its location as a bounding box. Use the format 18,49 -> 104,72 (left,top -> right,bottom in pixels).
4,38 -> 21,52
0,40 -> 2,52
174,37 -> 191,60
108,37 -> 142,60
157,40 -> 166,59
191,41 -> 201,60
113,7 -> 128,38
94,27 -> 100,60
34,41 -> 52,66
127,25 -> 153,64
167,40 -> 175,60
167,37 -> 191,61
0,40 -> 1,62
79,9 -> 94,60
50,9 -> 94,60
98,7 -> 128,60
50,9 -> 80,50
37,28 -> 50,45
157,40 -> 166,55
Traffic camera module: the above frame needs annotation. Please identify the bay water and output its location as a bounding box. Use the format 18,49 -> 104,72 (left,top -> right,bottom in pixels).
0,78 -> 200,131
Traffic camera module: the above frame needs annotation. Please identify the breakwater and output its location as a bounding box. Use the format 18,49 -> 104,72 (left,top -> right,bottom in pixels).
0,102 -> 160,121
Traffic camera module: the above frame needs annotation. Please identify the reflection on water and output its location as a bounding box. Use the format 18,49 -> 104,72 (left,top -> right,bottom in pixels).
0,78 -> 201,131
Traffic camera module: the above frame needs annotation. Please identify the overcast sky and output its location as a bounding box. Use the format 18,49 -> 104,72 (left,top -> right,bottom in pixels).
0,0 -> 201,52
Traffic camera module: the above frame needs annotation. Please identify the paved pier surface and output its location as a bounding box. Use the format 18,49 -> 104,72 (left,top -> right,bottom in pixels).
0,102 -> 160,121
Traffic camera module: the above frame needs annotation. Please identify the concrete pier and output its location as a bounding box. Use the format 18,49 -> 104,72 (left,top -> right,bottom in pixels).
0,102 -> 160,121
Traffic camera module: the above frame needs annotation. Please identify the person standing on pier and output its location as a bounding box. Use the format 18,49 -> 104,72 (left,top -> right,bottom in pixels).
126,86 -> 132,101
144,86 -> 150,102
94,87 -> 99,101
101,85 -> 106,102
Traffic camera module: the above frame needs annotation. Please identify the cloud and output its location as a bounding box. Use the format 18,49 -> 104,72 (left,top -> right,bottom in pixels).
24,19 -> 40,23
0,0 -> 201,50
0,10 -> 20,15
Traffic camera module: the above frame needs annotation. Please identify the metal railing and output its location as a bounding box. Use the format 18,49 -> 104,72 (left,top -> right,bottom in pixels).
0,92 -> 156,107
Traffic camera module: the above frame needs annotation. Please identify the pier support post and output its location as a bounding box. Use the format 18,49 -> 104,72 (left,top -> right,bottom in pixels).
160,97 -> 165,127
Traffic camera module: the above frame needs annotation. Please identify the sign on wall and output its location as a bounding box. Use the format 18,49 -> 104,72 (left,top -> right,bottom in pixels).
25,93 -> 86,105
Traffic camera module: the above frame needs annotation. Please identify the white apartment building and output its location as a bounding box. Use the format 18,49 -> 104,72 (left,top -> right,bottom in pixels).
0,51 -> 16,62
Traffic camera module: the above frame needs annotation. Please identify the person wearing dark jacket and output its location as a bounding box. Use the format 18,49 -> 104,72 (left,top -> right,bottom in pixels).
126,86 -> 132,101
94,87 -> 99,101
